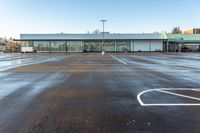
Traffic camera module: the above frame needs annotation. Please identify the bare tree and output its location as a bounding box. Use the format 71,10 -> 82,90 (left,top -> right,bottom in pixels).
172,26 -> 182,34
153,31 -> 160,34
92,29 -> 101,34
0,38 -> 6,46
0,38 -> 3,44
0,38 -> 6,52
0,37 -> 21,53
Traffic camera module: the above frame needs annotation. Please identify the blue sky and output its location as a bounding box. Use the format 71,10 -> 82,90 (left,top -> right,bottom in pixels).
0,0 -> 200,38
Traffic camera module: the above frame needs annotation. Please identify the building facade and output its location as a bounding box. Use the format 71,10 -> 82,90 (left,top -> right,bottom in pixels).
167,34 -> 200,52
184,28 -> 200,34
17,33 -> 200,53
18,34 -> 166,53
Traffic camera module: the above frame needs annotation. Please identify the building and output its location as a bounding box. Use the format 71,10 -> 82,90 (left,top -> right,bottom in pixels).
167,34 -> 200,52
16,33 -> 200,53
17,33 -> 166,53
184,28 -> 200,34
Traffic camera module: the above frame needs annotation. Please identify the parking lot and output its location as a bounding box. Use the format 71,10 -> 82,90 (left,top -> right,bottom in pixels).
1,53 -> 200,133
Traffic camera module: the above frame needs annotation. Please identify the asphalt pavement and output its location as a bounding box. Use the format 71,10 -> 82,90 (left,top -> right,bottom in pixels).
0,53 -> 200,133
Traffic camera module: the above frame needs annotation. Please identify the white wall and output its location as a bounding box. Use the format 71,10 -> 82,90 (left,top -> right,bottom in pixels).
21,47 -> 33,53
134,41 -> 150,51
133,40 -> 163,52
150,41 -> 163,51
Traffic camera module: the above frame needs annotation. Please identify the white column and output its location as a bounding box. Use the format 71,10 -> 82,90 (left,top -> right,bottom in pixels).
149,41 -> 151,51
166,42 -> 169,52
131,41 -> 134,52
115,41 -> 117,52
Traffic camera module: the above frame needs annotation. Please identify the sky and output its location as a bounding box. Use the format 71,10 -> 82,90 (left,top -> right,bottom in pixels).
0,0 -> 200,38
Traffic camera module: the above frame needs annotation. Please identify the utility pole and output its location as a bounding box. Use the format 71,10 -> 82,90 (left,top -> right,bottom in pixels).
100,20 -> 107,55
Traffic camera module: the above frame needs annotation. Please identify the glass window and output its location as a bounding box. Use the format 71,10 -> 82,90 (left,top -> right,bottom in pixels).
67,41 -> 83,52
22,41 -> 33,47
50,41 -> 66,52
33,41 -> 50,52
104,41 -> 115,52
84,41 -> 102,52
116,41 -> 131,52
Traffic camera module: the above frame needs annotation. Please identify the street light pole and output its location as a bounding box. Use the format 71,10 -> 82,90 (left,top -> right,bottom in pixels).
100,20 -> 107,55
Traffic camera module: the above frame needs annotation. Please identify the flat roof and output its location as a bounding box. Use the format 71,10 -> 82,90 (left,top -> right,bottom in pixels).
167,34 -> 200,43
16,33 -> 200,43
18,33 -> 166,41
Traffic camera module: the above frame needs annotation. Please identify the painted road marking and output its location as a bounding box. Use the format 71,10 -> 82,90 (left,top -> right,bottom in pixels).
192,89 -> 200,93
110,54 -> 128,65
156,89 -> 200,101
137,88 -> 200,107
7,69 -> 200,72
68,64 -> 124,65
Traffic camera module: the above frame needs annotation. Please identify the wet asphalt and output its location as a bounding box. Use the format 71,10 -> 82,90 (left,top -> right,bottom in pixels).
0,53 -> 200,133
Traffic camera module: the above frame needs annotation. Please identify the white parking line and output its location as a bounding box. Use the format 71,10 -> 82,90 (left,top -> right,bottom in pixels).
139,103 -> 200,106
110,55 -> 127,65
156,89 -> 200,101
137,88 -> 200,107
191,89 -> 200,93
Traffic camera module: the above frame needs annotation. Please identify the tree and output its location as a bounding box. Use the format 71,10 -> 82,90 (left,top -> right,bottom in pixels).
86,29 -> 101,34
92,29 -> 101,34
172,26 -> 182,34
153,31 -> 160,34
0,37 -> 21,52
0,38 -> 6,46
0,38 -> 3,44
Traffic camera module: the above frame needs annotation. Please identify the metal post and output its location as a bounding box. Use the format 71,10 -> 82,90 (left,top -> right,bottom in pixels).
100,20 -> 107,55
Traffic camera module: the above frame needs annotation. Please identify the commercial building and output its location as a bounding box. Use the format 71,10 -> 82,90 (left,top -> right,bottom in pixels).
17,33 -> 200,53
184,28 -> 200,34
18,33 -> 166,53
167,34 -> 200,52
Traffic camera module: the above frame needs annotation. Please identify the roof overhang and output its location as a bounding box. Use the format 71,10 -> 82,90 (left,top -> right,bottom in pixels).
17,33 -> 166,41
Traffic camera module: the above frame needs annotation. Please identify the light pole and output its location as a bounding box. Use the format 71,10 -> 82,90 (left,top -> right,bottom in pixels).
100,20 -> 107,55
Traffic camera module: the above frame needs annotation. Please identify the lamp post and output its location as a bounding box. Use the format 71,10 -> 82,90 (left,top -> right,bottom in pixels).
100,20 -> 107,55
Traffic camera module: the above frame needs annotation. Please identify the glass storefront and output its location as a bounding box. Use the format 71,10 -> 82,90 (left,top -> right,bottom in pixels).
67,41 -> 83,52
116,41 -> 131,52
104,41 -> 115,52
84,41 -> 102,52
34,41 -> 50,52
51,41 -> 66,52
24,40 -> 132,52
22,41 -> 33,47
